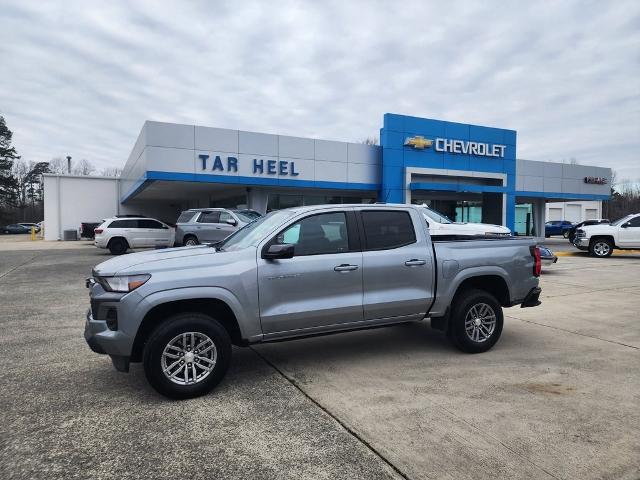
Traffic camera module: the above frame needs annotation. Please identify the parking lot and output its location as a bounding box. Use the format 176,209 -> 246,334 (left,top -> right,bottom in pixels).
0,239 -> 638,480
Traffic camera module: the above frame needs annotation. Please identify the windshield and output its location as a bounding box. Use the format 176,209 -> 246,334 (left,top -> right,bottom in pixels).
218,210 -> 298,251
419,206 -> 453,224
232,211 -> 259,223
610,214 -> 634,226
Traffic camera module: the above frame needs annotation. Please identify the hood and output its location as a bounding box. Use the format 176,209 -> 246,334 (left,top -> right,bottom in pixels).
580,224 -> 615,235
93,245 -> 218,276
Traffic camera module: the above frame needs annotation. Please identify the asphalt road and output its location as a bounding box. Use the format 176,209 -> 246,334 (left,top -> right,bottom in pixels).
1,244 -> 638,479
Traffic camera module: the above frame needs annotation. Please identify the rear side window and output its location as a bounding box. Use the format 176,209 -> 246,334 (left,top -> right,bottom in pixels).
361,210 -> 416,250
139,219 -> 164,229
198,212 -> 220,223
108,219 -> 138,228
176,211 -> 196,223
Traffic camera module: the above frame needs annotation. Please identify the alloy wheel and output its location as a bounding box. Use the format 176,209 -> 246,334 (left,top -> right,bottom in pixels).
464,303 -> 497,343
593,241 -> 610,256
161,332 -> 217,386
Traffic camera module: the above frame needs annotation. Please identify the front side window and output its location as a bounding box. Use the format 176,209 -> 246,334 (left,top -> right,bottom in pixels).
219,211 -> 234,224
274,212 -> 349,256
627,216 -> 640,227
198,211 -> 220,224
361,210 -> 416,250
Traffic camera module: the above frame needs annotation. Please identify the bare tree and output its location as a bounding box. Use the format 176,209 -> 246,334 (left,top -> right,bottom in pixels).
101,167 -> 123,177
47,157 -> 68,174
361,137 -> 379,146
72,159 -> 96,176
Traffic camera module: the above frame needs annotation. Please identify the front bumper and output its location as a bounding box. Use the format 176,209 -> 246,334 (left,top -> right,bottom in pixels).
84,310 -> 132,372
574,237 -> 590,250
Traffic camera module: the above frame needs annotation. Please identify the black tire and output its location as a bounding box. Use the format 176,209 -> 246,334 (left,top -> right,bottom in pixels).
183,235 -> 199,246
447,289 -> 504,353
589,238 -> 613,258
545,234 -> 550,238
108,237 -> 128,255
143,313 -> 231,399
563,230 -> 569,239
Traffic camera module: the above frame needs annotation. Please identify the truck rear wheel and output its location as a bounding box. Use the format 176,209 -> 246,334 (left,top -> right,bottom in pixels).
448,289 -> 503,353
183,235 -> 199,246
143,313 -> 231,399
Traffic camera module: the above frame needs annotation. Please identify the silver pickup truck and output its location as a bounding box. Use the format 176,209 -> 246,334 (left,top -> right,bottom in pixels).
85,204 -> 542,399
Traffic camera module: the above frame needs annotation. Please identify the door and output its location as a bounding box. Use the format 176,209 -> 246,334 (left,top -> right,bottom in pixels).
257,210 -> 363,335
565,204 -> 581,223
548,208 -> 562,221
139,219 -> 171,246
618,215 -> 640,247
359,209 -> 434,320
195,211 -> 221,242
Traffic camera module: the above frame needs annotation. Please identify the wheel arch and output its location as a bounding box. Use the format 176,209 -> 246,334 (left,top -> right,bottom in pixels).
452,273 -> 511,307
590,235 -> 616,248
130,288 -> 256,362
107,235 -> 129,248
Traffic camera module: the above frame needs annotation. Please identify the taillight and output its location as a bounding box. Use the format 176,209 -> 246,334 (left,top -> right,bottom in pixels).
94,228 -> 103,234
530,245 -> 541,277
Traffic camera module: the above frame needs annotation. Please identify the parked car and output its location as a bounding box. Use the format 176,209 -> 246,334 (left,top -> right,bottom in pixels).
175,208 -> 260,246
538,245 -> 558,266
18,222 -> 41,233
85,204 -> 542,399
567,219 -> 609,243
574,213 -> 640,257
94,217 -> 175,255
545,220 -> 574,238
2,224 -> 32,234
79,221 -> 102,239
417,205 -> 511,236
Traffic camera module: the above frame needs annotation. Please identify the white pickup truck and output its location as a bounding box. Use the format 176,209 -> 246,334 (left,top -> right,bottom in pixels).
574,213 -> 640,257
417,205 -> 511,236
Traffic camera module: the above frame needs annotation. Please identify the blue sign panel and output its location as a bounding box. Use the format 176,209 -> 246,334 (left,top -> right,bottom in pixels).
380,113 -> 517,229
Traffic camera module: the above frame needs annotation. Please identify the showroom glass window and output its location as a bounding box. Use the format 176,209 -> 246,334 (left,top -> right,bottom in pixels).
361,211 -> 416,250
275,212 -> 349,256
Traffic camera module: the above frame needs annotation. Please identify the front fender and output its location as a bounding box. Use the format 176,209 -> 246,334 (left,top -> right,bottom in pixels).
133,286 -> 261,342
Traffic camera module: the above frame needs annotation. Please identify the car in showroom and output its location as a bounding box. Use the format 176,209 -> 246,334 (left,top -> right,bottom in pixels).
94,217 -> 175,255
417,205 -> 511,236
176,208 -> 260,246
545,220 -> 574,238
574,213 -> 640,257
2,223 -> 32,234
567,219 -> 609,243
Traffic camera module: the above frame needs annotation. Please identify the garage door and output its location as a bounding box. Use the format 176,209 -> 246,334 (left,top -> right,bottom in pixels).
548,208 -> 562,221
585,208 -> 597,220
565,204 -> 581,223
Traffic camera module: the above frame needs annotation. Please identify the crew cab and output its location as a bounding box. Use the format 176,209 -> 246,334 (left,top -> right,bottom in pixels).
417,205 -> 511,236
84,204 -> 542,399
574,213 -> 640,257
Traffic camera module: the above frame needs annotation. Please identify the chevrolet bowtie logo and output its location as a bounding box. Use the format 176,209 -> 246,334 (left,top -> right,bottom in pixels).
404,135 -> 433,149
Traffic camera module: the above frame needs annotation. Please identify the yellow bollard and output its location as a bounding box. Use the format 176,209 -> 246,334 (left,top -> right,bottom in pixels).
31,226 -> 36,241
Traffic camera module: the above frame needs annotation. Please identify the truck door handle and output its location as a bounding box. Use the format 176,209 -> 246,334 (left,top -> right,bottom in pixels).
405,259 -> 426,266
334,264 -> 359,272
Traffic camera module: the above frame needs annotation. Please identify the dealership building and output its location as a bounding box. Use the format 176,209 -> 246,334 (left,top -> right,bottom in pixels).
43,113 -> 611,240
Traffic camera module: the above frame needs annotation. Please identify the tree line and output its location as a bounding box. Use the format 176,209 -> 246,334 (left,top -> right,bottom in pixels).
0,116 -> 121,225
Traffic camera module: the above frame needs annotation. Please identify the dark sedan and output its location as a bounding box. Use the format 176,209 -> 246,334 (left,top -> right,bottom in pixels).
2,224 -> 32,234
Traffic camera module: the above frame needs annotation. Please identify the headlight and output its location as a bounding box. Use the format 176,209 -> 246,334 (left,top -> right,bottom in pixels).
97,274 -> 151,293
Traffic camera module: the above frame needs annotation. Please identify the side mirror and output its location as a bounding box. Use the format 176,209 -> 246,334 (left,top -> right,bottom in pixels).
621,223 -> 630,228
225,218 -> 237,226
263,243 -> 295,260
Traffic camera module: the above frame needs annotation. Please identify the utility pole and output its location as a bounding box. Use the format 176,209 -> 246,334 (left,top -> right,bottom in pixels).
66,156 -> 72,174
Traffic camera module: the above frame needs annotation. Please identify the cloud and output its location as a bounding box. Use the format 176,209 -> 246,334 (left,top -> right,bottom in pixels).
1,0 -> 638,180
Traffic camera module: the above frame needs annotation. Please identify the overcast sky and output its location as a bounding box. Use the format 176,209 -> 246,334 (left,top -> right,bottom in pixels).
1,0 -> 639,181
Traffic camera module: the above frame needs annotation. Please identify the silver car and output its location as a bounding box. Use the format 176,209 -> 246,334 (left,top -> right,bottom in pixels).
175,208 -> 259,246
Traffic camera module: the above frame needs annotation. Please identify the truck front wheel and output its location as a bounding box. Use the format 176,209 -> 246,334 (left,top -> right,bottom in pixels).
448,289 -> 503,353
143,313 -> 232,399
589,238 -> 613,258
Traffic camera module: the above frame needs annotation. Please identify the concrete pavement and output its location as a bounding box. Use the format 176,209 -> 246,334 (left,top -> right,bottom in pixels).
0,244 -> 638,479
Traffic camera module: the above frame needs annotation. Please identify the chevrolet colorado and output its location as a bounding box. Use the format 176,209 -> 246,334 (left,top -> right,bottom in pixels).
85,204 -> 542,399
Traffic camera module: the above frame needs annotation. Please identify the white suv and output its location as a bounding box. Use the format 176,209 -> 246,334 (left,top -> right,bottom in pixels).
417,205 -> 511,236
94,217 -> 175,255
574,213 -> 640,257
